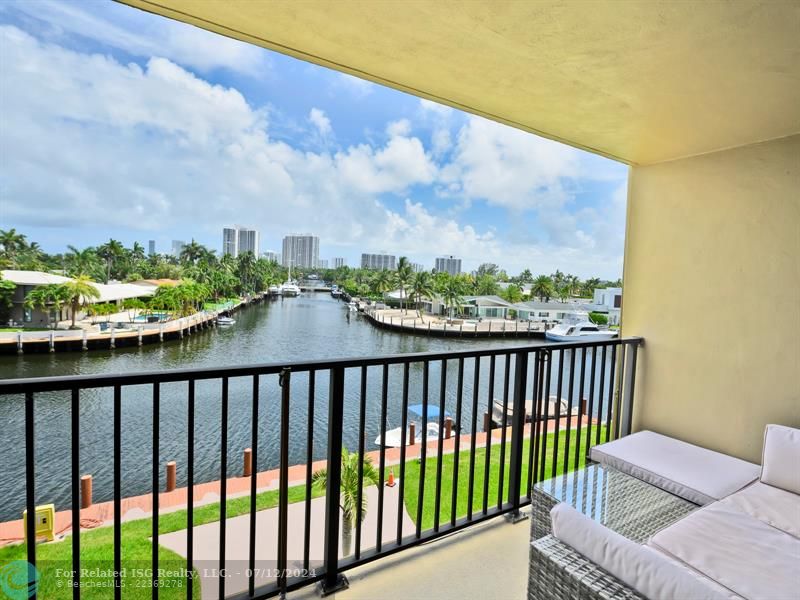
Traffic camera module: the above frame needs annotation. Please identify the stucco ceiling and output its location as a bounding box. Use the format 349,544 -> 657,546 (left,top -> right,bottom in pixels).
118,0 -> 800,165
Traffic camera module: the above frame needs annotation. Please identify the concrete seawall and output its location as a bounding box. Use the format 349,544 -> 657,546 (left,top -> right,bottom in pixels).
364,308 -> 546,339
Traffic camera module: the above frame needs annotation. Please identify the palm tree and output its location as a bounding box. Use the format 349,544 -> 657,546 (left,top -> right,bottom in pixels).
97,239 -> 125,283
66,246 -> 102,279
474,275 -> 499,296
0,228 -> 27,267
438,275 -> 465,320
311,449 -> 379,556
519,268 -> 534,283
502,283 -> 523,304
59,275 -> 101,327
370,269 -> 393,298
476,263 -> 499,278
531,275 -> 555,302
24,284 -> 68,328
410,271 -> 436,317
395,257 -> 413,313
179,239 -> 209,266
555,284 -> 570,303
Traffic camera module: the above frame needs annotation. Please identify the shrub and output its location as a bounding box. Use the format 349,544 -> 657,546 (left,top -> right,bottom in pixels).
589,311 -> 608,325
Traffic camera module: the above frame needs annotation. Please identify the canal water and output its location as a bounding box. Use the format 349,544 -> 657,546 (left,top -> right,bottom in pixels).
0,294 -> 612,521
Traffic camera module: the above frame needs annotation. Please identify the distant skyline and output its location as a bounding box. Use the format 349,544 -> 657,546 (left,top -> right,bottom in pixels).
0,0 -> 628,279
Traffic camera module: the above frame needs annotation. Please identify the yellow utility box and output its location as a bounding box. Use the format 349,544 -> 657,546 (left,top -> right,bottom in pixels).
22,504 -> 56,542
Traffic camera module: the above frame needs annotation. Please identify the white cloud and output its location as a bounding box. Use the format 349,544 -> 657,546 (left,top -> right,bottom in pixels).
3,0 -> 270,77
0,24 -> 626,279
308,108 -> 332,136
446,115 -> 581,211
420,98 -> 454,117
386,119 -> 411,137
332,72 -> 376,98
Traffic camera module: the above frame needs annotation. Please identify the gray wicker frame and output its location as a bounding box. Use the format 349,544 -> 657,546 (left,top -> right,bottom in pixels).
529,464 -> 697,600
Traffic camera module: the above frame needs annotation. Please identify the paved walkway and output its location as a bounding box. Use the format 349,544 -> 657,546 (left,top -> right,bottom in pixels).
160,484 -> 415,599
0,416 -> 593,544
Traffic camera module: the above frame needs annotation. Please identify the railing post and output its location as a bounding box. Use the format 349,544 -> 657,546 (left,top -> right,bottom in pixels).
620,343 -> 639,437
506,351 -> 529,522
319,366 -> 349,595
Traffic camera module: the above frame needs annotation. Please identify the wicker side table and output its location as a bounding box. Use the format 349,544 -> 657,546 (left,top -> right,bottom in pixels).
529,464 -> 697,600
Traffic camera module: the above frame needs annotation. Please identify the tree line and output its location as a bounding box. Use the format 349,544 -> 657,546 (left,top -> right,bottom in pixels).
1,229 -> 621,323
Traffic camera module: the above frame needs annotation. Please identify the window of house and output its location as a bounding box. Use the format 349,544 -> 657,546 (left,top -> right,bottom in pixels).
614,295 -> 622,308
23,307 -> 32,322
539,312 -> 549,317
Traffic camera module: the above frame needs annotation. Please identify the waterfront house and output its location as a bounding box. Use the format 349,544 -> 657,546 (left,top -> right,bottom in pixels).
513,300 -> 593,324
1,270 -> 73,326
1,269 -> 156,328
419,294 -> 516,318
6,2 -> 797,600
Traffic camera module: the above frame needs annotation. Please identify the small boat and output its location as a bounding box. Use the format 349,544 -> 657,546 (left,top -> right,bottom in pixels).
347,301 -> 358,311
492,395 -> 579,427
545,320 -> 617,342
268,284 -> 282,296
375,404 -> 452,447
217,316 -> 236,326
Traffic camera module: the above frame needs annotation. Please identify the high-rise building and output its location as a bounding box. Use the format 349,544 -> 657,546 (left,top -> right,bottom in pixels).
223,225 -> 259,257
361,253 -> 396,270
148,240 -> 156,255
282,234 -> 319,268
318,259 -> 329,269
263,251 -> 279,263
171,240 -> 185,257
237,227 -> 259,256
412,262 -> 425,273
435,255 -> 462,276
223,227 -> 238,256
333,257 -> 347,268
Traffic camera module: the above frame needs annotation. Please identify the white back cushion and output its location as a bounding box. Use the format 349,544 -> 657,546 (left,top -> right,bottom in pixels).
549,503 -> 734,600
761,424 -> 800,494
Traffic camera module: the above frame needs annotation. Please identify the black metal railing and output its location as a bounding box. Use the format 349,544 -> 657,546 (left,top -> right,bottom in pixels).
0,336 -> 642,600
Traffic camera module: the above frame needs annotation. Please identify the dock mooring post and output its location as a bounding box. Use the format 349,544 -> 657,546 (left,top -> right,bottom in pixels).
16,332 -> 22,354
409,421 -> 416,445
138,326 -> 143,346
82,329 -> 88,350
80,475 -> 92,509
243,448 -> 252,477
166,461 -> 176,492
49,331 -> 55,352
159,323 -> 164,341
110,327 -> 115,349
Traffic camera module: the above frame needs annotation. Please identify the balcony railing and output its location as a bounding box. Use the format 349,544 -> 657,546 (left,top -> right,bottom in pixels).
0,336 -> 641,599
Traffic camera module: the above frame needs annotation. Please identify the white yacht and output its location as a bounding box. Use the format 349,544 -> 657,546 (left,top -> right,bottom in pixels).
545,320 -> 617,342
280,281 -> 300,297
217,316 -> 236,326
268,284 -> 282,296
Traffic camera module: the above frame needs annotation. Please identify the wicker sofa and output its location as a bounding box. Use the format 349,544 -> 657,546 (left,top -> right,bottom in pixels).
530,424 -> 800,599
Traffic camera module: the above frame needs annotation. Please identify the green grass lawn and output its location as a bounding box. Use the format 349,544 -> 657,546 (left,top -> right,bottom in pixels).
397,425 -> 606,531
0,484 -> 323,599
203,298 -> 240,311
0,426 -> 604,598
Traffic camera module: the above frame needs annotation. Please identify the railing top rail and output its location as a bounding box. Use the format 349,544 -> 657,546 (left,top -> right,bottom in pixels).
0,336 -> 642,393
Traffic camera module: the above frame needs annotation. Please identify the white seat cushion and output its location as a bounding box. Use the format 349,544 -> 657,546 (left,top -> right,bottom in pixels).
591,431 -> 760,505
650,502 -> 800,600
549,503 -> 736,600
760,424 -> 800,495
720,481 -> 800,538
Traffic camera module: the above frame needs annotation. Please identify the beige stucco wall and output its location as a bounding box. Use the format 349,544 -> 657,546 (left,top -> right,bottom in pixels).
622,134 -> 800,463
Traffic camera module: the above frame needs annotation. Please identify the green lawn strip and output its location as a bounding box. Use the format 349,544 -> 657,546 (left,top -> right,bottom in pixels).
0,483 -> 322,600
396,426 -> 607,531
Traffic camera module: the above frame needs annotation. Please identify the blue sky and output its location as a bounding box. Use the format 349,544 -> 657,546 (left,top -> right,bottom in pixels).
0,0 -> 628,278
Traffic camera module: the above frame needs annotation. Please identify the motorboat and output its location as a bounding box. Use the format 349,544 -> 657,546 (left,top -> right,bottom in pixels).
347,301 -> 358,311
268,284 -> 282,296
492,395 -> 579,427
375,404 -> 452,447
280,281 -> 300,297
545,320 -> 617,342
217,316 -> 236,326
